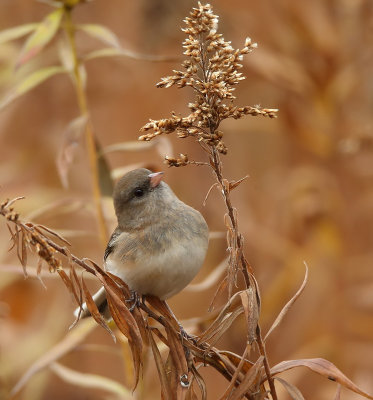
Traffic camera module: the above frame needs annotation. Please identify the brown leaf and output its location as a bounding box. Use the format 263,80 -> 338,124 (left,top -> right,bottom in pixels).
219,350 -> 254,374
219,346 -> 250,400
81,278 -> 116,342
274,377 -> 305,400
69,263 -> 83,324
90,265 -> 143,390
17,229 -> 28,276
239,286 -> 259,344
34,224 -> 72,247
57,269 -> 74,294
229,356 -> 264,400
148,329 -> 173,400
191,364 -> 207,400
198,290 -> 243,344
264,262 -> 308,342
6,223 -> 17,252
228,175 -> 249,192
334,384 -> 342,400
270,358 -> 373,399
106,294 -> 142,390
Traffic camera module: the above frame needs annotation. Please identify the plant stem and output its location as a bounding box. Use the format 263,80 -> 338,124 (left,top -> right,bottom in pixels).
256,325 -> 278,400
209,146 -> 277,399
63,6 -> 108,246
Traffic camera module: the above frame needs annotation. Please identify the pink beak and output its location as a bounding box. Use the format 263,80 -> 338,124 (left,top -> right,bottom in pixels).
149,172 -> 164,188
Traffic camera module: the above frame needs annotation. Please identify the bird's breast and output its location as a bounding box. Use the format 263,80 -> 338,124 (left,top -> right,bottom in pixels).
104,224 -> 208,300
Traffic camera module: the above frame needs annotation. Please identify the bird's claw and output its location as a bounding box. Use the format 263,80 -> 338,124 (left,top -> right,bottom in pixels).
126,290 -> 140,312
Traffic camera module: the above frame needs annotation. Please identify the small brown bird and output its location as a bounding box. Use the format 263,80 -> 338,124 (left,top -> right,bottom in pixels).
76,168 -> 209,317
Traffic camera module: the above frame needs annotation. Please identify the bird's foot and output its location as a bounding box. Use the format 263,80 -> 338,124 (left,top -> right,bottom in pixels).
179,324 -> 197,345
126,290 -> 140,312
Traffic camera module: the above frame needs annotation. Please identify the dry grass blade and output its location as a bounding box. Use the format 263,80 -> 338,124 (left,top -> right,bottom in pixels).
191,364 -> 207,400
57,269 -> 74,295
4,196 -> 25,208
34,224 -> 72,246
274,377 -> 305,400
205,308 -> 243,346
264,262 -> 309,342
81,278 -> 116,342
219,345 -> 250,400
270,358 -> 373,399
50,362 -> 131,399
148,329 -> 173,400
198,289 -> 253,345
219,351 -> 254,374
107,272 -> 148,345
334,384 -> 342,400
106,294 -> 142,390
10,318 -> 96,396
18,229 -> 28,275
6,223 -> 18,252
90,267 -> 143,389
69,264 -> 83,326
228,175 -> 249,192
164,323 -> 189,399
229,356 -> 264,400
36,257 -> 47,289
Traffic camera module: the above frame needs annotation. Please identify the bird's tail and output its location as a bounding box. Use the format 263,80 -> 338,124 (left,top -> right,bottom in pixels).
73,286 -> 108,319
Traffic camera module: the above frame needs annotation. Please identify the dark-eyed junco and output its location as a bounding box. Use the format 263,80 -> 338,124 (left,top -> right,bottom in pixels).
76,168 -> 209,318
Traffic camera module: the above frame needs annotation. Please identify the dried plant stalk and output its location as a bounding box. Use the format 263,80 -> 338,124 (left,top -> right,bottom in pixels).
139,3 -> 278,398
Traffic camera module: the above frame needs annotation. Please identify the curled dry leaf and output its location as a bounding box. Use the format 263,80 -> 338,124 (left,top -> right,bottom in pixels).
89,263 -> 143,390
264,262 -> 308,342
270,358 -> 373,400
228,175 -> 249,192
81,277 -> 116,342
148,329 -> 173,400
50,362 -> 132,399
218,346 -> 250,400
228,356 -> 264,400
334,384 -> 342,400
198,288 -> 256,346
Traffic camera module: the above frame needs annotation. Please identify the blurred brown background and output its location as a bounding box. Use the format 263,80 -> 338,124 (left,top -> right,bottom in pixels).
1,0 -> 372,399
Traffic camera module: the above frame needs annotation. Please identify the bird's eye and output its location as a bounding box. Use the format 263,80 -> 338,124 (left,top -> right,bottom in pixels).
134,188 -> 144,197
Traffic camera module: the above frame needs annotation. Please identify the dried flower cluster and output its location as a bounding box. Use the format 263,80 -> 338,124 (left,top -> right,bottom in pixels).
139,2 -> 278,159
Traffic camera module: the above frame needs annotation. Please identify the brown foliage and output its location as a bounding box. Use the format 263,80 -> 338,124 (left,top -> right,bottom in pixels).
1,1 -> 373,399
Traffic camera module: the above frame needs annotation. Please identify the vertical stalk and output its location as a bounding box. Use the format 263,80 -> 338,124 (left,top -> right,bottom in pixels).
209,146 -> 278,400
63,6 -> 108,245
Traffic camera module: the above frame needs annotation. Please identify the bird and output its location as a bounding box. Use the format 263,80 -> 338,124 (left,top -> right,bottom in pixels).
75,168 -> 209,318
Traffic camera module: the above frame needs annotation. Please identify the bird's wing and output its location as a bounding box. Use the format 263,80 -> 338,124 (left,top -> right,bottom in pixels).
104,228 -> 122,261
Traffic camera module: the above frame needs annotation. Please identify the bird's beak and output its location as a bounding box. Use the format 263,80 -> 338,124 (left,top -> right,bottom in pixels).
149,172 -> 164,188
